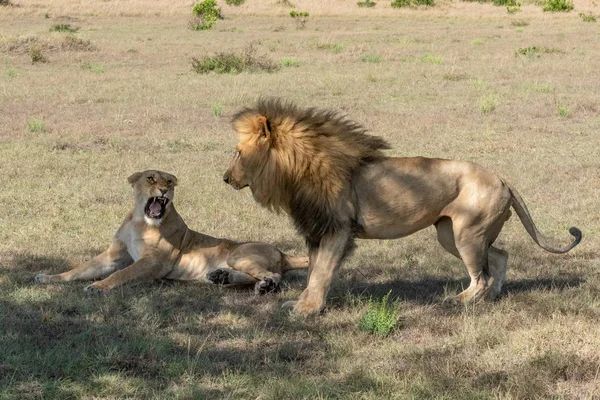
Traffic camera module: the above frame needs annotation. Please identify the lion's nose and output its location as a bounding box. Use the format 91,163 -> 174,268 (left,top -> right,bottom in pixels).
223,174 -> 230,184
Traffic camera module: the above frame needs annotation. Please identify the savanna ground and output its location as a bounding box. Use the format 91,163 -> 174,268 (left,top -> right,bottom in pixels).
1,0 -> 600,398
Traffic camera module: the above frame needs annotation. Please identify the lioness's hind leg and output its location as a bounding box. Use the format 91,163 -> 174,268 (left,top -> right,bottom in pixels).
227,243 -> 285,294
206,268 -> 257,286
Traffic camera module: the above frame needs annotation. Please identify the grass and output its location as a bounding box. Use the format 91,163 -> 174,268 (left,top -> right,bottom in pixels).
360,53 -> 382,63
420,52 -> 443,64
192,44 -> 279,74
542,0 -> 574,12
579,12 -> 596,22
558,104 -> 570,117
280,56 -> 299,67
358,291 -> 401,336
1,2 -> 599,399
27,118 -> 45,132
49,23 -> 79,33
479,93 -> 497,114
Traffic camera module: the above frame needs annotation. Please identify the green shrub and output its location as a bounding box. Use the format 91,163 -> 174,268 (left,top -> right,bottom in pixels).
28,119 -> 45,133
579,12 -> 596,22
191,0 -> 221,30
192,44 -> 279,74
225,0 -> 245,5
281,57 -> 299,67
391,0 -> 434,8
506,2 -> 522,13
357,0 -> 377,7
542,0 -> 573,12
511,19 -> 529,26
359,291 -> 401,336
558,105 -> 570,117
289,10 -> 309,29
49,24 -> 79,33
211,104 -> 223,117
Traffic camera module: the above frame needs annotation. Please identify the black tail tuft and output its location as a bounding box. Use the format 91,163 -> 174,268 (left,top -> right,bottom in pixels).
568,227 -> 582,246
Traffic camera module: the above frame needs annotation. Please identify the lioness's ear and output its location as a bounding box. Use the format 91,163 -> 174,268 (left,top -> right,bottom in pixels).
257,115 -> 271,140
171,176 -> 178,186
127,172 -> 143,186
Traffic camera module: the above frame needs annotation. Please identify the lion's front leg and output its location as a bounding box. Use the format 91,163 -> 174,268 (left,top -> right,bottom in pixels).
84,257 -> 169,294
283,230 -> 352,315
35,240 -> 132,284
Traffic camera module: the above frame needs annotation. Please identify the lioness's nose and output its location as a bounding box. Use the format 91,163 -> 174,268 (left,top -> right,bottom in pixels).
160,188 -> 168,195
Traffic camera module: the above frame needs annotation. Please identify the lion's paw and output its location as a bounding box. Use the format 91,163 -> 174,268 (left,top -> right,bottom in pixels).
254,276 -> 280,295
84,284 -> 108,296
206,268 -> 231,285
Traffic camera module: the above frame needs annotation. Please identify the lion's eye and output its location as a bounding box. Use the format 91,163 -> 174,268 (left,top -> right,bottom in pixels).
235,151 -> 241,159
147,176 -> 155,183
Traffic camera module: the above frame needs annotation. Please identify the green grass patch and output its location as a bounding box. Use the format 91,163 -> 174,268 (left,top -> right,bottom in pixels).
391,0 -> 434,6
511,19 -> 529,26
49,24 -> 79,33
89,64 -> 106,73
479,94 -> 497,114
359,291 -> 401,336
471,38 -> 484,45
29,46 -> 47,64
211,103 -> 223,117
361,54 -> 382,63
28,118 -> 45,133
421,53 -> 443,64
579,12 -> 596,22
225,0 -> 245,5
281,57 -> 299,67
357,0 -> 377,7
558,104 -> 570,117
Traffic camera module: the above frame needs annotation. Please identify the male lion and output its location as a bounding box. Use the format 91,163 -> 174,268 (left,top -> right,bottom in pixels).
223,98 -> 581,316
35,170 -> 308,294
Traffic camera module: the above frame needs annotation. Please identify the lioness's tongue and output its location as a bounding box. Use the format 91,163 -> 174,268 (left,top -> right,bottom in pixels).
149,201 -> 162,216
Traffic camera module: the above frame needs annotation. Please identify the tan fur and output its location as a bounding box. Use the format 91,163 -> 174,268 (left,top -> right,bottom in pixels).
223,99 -> 581,315
35,170 -> 308,295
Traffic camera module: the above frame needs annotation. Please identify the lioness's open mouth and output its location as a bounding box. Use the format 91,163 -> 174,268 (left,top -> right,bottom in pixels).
144,197 -> 169,219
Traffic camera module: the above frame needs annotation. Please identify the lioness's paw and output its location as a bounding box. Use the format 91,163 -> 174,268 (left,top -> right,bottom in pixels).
84,284 -> 108,296
206,268 -> 231,285
34,274 -> 51,284
254,277 -> 280,295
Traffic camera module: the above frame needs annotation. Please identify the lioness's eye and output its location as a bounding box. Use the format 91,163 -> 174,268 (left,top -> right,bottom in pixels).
166,180 -> 172,185
147,176 -> 155,183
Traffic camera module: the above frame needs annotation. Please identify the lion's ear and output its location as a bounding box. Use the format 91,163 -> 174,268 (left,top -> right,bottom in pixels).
127,172 -> 143,186
257,115 -> 271,141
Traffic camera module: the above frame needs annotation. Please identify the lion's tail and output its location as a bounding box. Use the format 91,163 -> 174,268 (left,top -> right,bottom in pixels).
503,179 -> 582,254
282,254 -> 309,272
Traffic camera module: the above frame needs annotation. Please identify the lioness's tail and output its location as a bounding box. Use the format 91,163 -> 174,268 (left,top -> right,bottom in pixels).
282,254 -> 309,272
503,180 -> 582,254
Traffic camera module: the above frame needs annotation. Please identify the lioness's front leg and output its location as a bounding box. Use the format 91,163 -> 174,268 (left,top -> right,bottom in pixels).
35,240 -> 132,284
283,230 -> 351,315
84,257 -> 170,294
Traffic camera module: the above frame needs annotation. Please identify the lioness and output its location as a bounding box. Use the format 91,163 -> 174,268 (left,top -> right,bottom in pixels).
223,98 -> 581,315
35,170 -> 308,294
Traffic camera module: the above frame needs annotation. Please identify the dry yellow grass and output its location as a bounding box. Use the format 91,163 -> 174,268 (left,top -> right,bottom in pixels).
1,0 -> 599,398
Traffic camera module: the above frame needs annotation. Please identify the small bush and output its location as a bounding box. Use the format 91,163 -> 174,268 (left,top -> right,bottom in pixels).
579,12 -> 596,22
281,57 -> 299,67
191,0 -> 221,30
479,94 -> 497,115
192,44 -> 279,74
361,54 -> 382,63
391,0 -> 434,7
558,105 -> 570,117
507,2 -> 522,13
359,291 -> 401,336
542,0 -> 573,12
289,10 -> 309,29
357,0 -> 377,7
28,119 -> 45,133
225,0 -> 245,5
29,46 -> 47,63
50,24 -> 79,33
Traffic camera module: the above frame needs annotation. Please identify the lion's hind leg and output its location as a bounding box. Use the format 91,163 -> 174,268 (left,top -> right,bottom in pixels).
435,217 -> 506,304
226,243 -> 286,295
